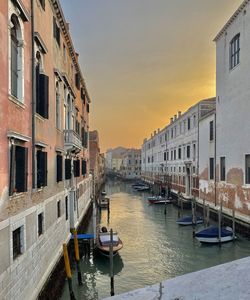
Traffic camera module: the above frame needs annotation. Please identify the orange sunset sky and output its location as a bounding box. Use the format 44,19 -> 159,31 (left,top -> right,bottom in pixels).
61,0 -> 242,152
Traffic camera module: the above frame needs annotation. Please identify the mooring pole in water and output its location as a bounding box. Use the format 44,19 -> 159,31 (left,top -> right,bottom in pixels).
206,204 -> 210,227
63,244 -> 76,300
73,229 -> 83,285
93,201 -> 97,247
164,198 -> 167,215
108,199 -> 110,224
192,200 -> 195,238
203,199 -> 206,225
181,196 -> 183,218
177,193 -> 181,218
218,202 -> 222,247
233,207 -> 236,241
109,229 -> 114,296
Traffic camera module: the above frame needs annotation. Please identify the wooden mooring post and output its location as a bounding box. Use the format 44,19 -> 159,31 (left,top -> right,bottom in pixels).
206,204 -> 210,227
203,199 -> 206,225
218,202 -> 222,247
63,244 -> 76,300
73,229 -> 83,285
192,200 -> 196,238
232,207 -> 236,241
109,229 -> 114,296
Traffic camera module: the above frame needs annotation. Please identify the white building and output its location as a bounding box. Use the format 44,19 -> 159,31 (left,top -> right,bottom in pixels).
200,0 -> 250,221
141,98 -> 215,198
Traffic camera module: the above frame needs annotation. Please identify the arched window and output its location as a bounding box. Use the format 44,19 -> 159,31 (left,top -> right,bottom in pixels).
10,15 -> 20,98
56,82 -> 60,129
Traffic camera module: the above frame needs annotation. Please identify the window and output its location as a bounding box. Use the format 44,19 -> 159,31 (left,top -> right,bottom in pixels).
38,213 -> 44,236
82,160 -> 87,176
56,83 -> 60,129
53,17 -> 60,46
174,149 -> 176,160
245,155 -> 250,184
57,200 -> 61,218
39,0 -> 45,10
209,121 -> 214,141
209,157 -> 214,180
230,34 -> 240,69
37,149 -> 47,188
220,157 -> 226,181
167,151 -> 169,161
164,152 -> 166,161
178,147 -> 181,159
87,104 -> 90,113
82,127 -> 88,148
56,154 -> 63,182
193,144 -> 196,160
74,160 -> 80,177
36,64 -> 49,118
9,145 -> 28,195
65,159 -> 71,180
65,196 -> 68,220
187,145 -> 190,159
187,118 -> 191,130
13,226 -> 23,260
75,72 -> 80,90
10,15 -> 23,100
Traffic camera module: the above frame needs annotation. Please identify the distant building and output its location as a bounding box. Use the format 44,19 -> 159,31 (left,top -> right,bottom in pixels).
89,130 -> 105,193
120,149 -> 141,179
105,147 -> 127,173
141,98 -> 215,198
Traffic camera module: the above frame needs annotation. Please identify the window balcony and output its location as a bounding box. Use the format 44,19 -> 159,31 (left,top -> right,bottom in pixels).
64,129 -> 82,153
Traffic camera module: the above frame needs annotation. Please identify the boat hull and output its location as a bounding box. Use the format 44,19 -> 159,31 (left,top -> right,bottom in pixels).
97,242 -> 123,257
177,219 -> 203,226
195,235 -> 234,243
148,199 -> 172,204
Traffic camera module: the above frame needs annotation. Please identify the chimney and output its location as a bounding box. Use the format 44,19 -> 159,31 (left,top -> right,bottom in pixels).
174,114 -> 177,121
66,22 -> 70,31
170,118 -> 173,123
157,128 -> 160,133
178,111 -> 182,118
151,133 -> 153,138
154,130 -> 156,135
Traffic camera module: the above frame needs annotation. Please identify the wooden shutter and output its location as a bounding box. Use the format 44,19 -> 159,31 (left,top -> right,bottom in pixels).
9,145 -> 16,195
65,159 -> 71,180
43,151 -> 47,186
36,65 -> 40,114
82,160 -> 86,176
15,146 -> 27,192
39,74 -> 49,119
56,154 -> 62,182
75,73 -> 80,90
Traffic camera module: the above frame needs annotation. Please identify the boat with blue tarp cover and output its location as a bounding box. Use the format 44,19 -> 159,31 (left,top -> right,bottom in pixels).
195,225 -> 235,243
177,215 -> 203,226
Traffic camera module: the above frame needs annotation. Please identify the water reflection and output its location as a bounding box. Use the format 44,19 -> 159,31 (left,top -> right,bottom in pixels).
61,179 -> 250,300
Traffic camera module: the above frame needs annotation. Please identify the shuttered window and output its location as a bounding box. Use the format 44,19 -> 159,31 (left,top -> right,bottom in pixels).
9,145 -> 28,195
37,150 -> 47,188
36,68 -> 49,119
53,17 -> 60,46
209,121 -> 214,141
220,157 -> 226,181
245,155 -> 250,184
56,154 -> 63,182
82,160 -> 87,176
13,227 -> 22,260
74,160 -> 80,177
11,19 -> 18,98
75,73 -> 80,90
82,127 -> 88,148
65,159 -> 71,180
209,157 -> 214,180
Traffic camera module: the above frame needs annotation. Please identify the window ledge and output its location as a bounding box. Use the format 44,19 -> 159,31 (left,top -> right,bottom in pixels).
8,94 -> 25,109
35,113 -> 46,122
9,192 -> 27,200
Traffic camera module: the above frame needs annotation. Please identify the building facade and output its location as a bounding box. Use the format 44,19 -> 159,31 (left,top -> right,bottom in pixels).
89,130 -> 105,194
200,0 -> 250,222
0,1 -> 92,299
120,149 -> 141,180
141,98 -> 215,197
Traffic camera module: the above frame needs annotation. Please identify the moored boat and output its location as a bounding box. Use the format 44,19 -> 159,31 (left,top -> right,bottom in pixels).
195,225 -> 235,243
148,196 -> 172,204
135,185 -> 150,191
177,215 -> 204,226
96,227 -> 123,257
101,191 -> 107,196
98,197 -> 110,208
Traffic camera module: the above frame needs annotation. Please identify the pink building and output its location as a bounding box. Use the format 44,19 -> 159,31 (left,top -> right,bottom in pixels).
0,1 -> 92,299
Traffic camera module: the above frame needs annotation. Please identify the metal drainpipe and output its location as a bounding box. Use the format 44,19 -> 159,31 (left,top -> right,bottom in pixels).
31,0 -> 36,189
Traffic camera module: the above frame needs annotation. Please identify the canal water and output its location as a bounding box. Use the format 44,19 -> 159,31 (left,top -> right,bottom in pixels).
61,179 -> 250,300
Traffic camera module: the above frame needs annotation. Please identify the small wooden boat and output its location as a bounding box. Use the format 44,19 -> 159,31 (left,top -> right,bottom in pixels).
195,225 -> 235,243
99,197 -> 110,208
177,215 -> 204,226
96,227 -> 123,257
148,196 -> 172,204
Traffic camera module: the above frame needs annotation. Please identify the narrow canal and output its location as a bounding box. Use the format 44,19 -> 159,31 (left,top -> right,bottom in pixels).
61,179 -> 250,300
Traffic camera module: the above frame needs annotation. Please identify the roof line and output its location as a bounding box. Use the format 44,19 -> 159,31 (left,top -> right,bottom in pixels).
213,0 -> 250,42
